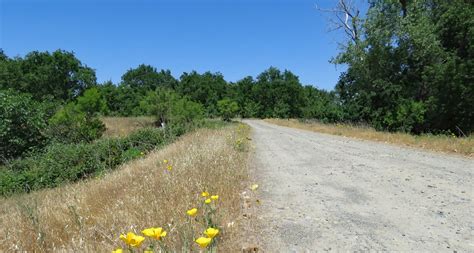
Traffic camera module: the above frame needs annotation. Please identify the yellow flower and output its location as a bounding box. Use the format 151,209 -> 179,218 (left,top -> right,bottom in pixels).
144,250 -> 153,253
201,191 -> 209,197
204,227 -> 219,239
204,198 -> 211,204
211,195 -> 219,201
112,249 -> 123,253
140,152 -> 144,155
163,159 -> 168,164
142,227 -> 167,240
195,237 -> 212,248
250,184 -> 259,191
187,208 -> 198,217
120,232 -> 145,247
167,165 -> 172,171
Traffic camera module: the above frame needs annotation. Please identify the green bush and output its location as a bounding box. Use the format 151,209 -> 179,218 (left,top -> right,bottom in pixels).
46,103 -> 106,143
0,90 -> 51,161
140,88 -> 204,136
45,87 -> 108,144
0,127 -> 166,196
76,87 -> 108,115
217,98 -> 239,121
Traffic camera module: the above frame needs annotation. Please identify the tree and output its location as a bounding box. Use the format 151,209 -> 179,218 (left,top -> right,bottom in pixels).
121,65 -> 177,91
217,98 -> 239,121
0,50 -> 96,101
46,87 -> 107,144
316,0 -> 362,44
177,71 -> 228,116
76,87 -> 108,116
0,90 -> 50,161
331,0 -> 474,134
253,67 -> 304,118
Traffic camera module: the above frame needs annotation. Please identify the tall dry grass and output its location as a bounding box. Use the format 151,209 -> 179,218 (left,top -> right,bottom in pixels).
102,117 -> 155,137
265,119 -> 473,157
0,124 -> 252,252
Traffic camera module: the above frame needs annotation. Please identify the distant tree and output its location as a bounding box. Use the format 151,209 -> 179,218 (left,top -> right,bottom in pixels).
46,88 -> 107,144
217,98 -> 239,121
97,81 -> 121,115
177,71 -> 228,116
0,50 -> 96,101
140,88 -> 204,135
302,86 -> 343,122
122,65 -> 177,91
234,76 -> 258,117
76,87 -> 108,116
253,67 -> 304,118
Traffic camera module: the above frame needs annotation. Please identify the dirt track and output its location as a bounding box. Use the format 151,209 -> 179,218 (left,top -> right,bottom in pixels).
245,120 -> 473,252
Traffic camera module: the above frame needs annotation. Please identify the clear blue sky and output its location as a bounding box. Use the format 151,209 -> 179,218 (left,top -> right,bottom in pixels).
1,0 -> 356,90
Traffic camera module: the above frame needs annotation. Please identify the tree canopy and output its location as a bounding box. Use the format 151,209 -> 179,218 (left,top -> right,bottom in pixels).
332,0 -> 473,134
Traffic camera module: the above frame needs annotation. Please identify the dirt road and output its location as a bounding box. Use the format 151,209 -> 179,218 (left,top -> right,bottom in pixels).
245,120 -> 473,252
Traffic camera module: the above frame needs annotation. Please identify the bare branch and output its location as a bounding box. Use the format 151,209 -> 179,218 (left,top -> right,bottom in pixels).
316,0 -> 362,44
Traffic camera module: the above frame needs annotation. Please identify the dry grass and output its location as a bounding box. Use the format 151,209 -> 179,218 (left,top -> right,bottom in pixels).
102,116 -> 155,137
0,124 -> 252,252
265,119 -> 474,157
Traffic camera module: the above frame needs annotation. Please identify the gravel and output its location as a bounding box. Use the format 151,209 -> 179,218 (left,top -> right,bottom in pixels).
245,120 -> 474,252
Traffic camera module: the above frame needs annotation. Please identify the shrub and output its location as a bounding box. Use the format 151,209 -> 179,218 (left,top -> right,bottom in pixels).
0,90 -> 50,161
76,87 -> 108,115
46,87 -> 108,144
217,98 -> 239,121
46,103 -> 106,143
0,128 -> 167,195
140,88 -> 204,136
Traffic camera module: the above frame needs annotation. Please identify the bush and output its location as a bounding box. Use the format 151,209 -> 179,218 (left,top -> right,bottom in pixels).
0,128 -> 167,196
46,87 -> 108,144
46,103 -> 106,143
140,88 -> 204,136
217,98 -> 239,121
0,90 -> 51,161
76,87 -> 108,115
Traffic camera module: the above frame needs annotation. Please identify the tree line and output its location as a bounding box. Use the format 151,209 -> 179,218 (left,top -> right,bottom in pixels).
1,1 -> 472,162
0,49 -> 342,121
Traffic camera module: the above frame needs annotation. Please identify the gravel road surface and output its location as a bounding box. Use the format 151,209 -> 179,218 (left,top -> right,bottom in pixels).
245,120 -> 473,252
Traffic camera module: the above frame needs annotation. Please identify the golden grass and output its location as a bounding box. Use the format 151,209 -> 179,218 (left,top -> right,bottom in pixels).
0,124 -> 252,252
102,116 -> 155,137
265,119 -> 474,157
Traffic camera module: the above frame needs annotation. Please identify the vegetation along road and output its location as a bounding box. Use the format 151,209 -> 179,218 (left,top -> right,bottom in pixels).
245,120 -> 473,252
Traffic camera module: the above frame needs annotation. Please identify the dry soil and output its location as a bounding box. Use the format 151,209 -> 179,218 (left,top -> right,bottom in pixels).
245,120 -> 473,252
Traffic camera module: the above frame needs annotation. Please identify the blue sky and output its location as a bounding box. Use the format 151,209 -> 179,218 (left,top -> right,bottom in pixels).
1,0 -> 358,90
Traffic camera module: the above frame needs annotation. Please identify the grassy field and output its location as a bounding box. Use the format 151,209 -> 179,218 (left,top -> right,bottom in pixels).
265,119 -> 473,157
0,122 -> 253,252
102,116 -> 156,137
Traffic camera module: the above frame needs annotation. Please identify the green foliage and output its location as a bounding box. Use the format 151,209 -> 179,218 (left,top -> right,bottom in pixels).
177,71 -> 228,116
122,65 -> 177,91
0,128 -> 167,195
140,88 -> 205,135
217,98 -> 239,121
301,86 -> 343,123
253,67 -> 304,118
334,0 -> 473,134
46,88 -> 107,143
76,87 -> 108,116
0,90 -> 51,161
47,103 -> 106,143
0,50 -> 96,101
